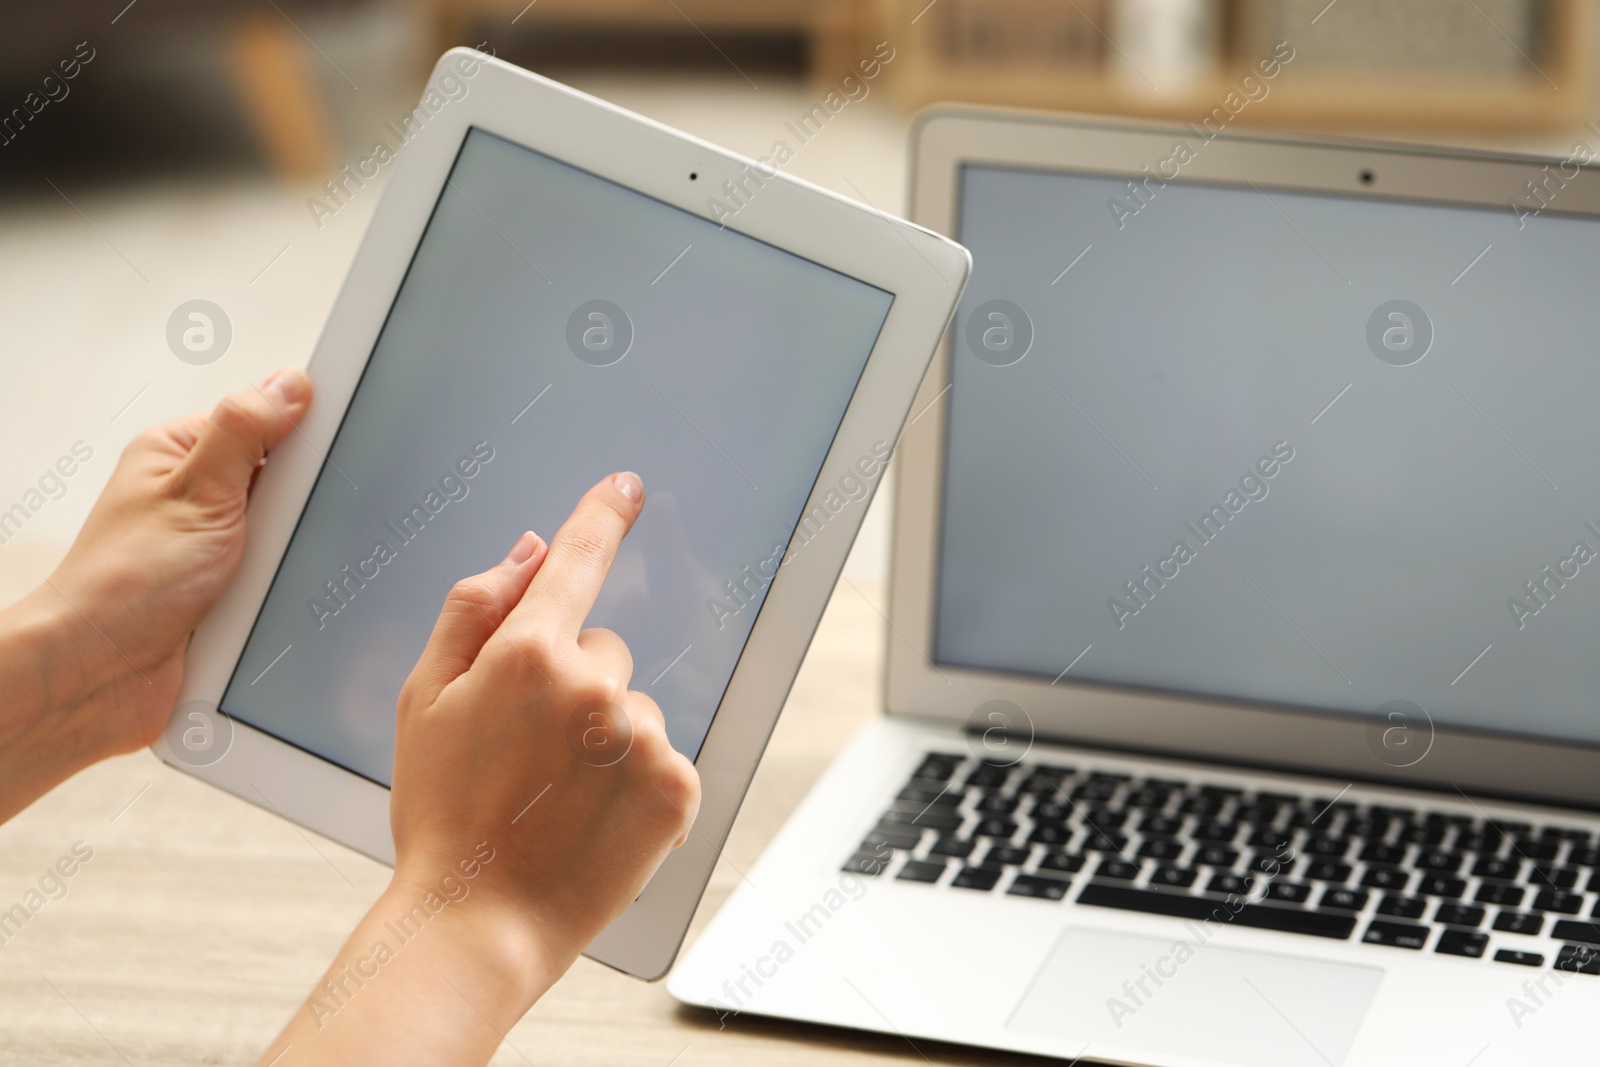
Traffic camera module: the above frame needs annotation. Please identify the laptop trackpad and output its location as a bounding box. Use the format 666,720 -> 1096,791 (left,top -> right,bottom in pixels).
1008,928 -> 1383,1067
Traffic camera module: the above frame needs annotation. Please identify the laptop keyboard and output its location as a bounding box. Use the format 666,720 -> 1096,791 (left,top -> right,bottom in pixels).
843,751 -> 1600,975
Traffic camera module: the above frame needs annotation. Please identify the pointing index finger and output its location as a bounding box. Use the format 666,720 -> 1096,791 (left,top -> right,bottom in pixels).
513,472 -> 644,638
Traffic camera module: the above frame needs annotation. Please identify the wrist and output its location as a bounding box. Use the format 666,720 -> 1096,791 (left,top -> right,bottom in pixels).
0,589 -> 117,819
384,861 -> 558,1015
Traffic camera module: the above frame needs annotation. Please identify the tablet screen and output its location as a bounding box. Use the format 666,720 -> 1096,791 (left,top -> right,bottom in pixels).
221,128 -> 893,785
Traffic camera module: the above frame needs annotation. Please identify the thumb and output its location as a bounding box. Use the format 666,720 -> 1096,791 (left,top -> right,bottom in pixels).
174,368 -> 311,504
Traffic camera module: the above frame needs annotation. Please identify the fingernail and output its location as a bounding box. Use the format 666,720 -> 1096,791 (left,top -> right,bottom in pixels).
613,471 -> 643,504
262,368 -> 308,405
503,531 -> 539,566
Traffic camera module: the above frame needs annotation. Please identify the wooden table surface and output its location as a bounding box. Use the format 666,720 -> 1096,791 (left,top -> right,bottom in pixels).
0,569 -> 1050,1067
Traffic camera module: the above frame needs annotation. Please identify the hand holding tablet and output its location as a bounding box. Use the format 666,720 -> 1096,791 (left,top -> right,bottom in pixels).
0,368 -> 311,826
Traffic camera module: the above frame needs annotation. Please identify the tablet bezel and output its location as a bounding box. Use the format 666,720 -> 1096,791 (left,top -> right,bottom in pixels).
893,105 -> 1600,809
157,49 -> 969,981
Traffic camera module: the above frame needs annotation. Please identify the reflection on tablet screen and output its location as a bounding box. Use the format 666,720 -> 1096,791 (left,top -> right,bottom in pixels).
220,128 -> 893,786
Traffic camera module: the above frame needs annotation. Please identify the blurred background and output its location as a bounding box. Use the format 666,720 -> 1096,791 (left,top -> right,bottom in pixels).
1,0 -> 1597,603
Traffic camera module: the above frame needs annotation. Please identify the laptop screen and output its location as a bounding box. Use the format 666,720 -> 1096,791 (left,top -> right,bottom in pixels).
936,161 -> 1600,748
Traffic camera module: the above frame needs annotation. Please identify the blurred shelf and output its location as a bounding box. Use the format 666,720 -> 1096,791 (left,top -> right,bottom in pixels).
874,0 -> 1594,132
430,0 -> 869,83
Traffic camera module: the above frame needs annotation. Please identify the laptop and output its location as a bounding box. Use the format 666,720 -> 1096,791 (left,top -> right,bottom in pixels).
669,107 -> 1600,1066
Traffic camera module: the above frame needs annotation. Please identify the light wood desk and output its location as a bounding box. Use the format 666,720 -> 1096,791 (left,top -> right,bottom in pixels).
0,571 -> 1048,1066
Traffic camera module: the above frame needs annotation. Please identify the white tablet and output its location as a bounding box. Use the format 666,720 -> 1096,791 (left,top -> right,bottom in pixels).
156,48 -> 969,980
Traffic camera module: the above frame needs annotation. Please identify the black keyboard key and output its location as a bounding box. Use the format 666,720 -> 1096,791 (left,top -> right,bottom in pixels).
1512,837 -> 1560,862
1474,882 -> 1523,906
1249,853 -> 1294,876
1398,825 -> 1444,846
1471,857 -> 1520,881
1083,832 -> 1129,852
1076,883 -> 1355,939
842,851 -> 890,876
896,859 -> 946,883
1199,784 -> 1244,798
1493,911 -> 1543,936
965,765 -> 1012,790
1494,949 -> 1544,967
1569,847 -> 1600,867
1305,835 -> 1348,857
1416,850 -> 1463,873
1194,821 -> 1238,843
1150,865 -> 1198,889
1555,944 -> 1600,975
911,754 -> 960,781
950,866 -> 1000,891
1206,874 -> 1254,896
1377,896 -> 1426,919
1196,846 -> 1240,868
1369,805 -> 1416,820
1138,838 -> 1185,861
1096,859 -> 1142,881
1435,929 -> 1488,958
1028,824 -> 1074,848
974,817 -> 1019,838
1454,829 -> 1501,852
1247,829 -> 1293,849
1008,875 -> 1069,901
982,846 -> 1031,867
1124,788 -> 1172,809
928,837 -> 976,859
1031,801 -> 1073,824
881,809 -> 965,832
1358,843 -> 1407,866
862,829 -> 922,852
1361,867 -> 1409,891
1266,882 -> 1311,905
1139,815 -> 1185,837
1234,805 -> 1279,825
1083,808 -> 1129,830
1339,815 -> 1384,838
975,794 -> 1019,814
1306,861 -> 1354,883
1434,903 -> 1485,927
1533,890 -> 1583,914
1550,919 -> 1600,945
1362,920 -> 1430,950
1588,871 -> 1600,893
1545,827 -> 1592,844
1037,851 -> 1086,875
1074,780 -> 1120,803
1530,866 -> 1578,890
1319,887 -> 1369,911
1416,875 -> 1467,898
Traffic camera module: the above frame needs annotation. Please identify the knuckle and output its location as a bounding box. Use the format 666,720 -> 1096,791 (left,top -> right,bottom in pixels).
567,677 -> 619,710
445,576 -> 496,613
557,525 -> 611,567
211,394 -> 259,434
501,624 -> 561,671
653,752 -> 701,818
